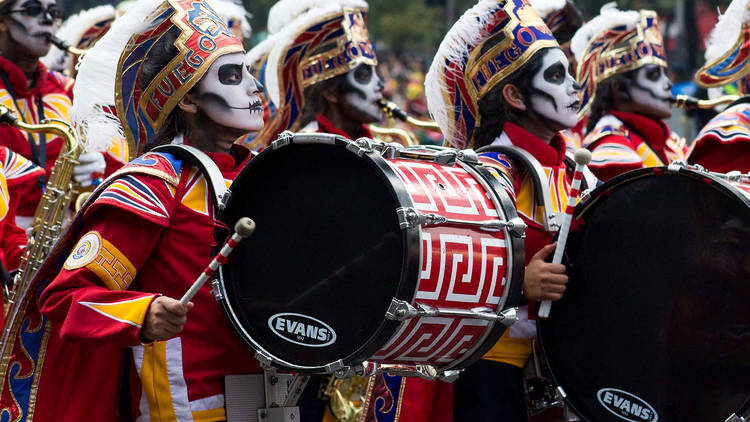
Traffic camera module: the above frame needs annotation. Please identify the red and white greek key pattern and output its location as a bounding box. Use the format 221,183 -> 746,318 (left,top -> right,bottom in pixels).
371,317 -> 489,363
374,159 -> 515,365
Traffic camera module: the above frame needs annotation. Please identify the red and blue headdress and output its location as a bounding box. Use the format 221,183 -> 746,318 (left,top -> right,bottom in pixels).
71,0 -> 244,155
252,0 -> 376,148
571,5 -> 667,117
425,0 -> 558,149
695,0 -> 750,95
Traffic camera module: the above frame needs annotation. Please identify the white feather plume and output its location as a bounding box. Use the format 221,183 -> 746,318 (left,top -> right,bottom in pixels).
212,0 -> 252,38
425,0 -> 498,148
264,0 -> 368,107
570,3 -> 640,63
41,5 -> 115,73
529,0 -> 566,20
267,0 -> 352,34
71,0 -> 164,153
704,0 -> 750,63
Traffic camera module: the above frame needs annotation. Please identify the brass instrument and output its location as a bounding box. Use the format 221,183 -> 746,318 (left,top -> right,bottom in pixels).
318,375 -> 369,422
370,100 -> 443,147
1,104 -> 82,304
671,94 -> 740,110
48,34 -> 86,57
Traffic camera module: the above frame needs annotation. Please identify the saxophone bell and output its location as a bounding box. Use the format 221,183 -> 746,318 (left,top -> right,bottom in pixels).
670,94 -> 740,110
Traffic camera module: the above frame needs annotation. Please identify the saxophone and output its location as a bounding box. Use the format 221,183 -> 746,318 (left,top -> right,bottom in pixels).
0,104 -> 82,304
370,100 -> 443,147
319,375 -> 370,422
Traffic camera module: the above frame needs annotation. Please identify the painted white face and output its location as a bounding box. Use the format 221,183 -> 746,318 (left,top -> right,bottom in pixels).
196,52 -> 263,132
529,48 -> 580,129
342,64 -> 384,124
5,0 -> 61,57
627,64 -> 673,119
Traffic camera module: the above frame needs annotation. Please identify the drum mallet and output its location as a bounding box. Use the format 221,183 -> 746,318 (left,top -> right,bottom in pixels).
538,149 -> 592,319
180,217 -> 256,304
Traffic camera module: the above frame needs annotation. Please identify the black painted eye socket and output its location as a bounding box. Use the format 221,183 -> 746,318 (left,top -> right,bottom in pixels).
9,1 -> 63,20
644,65 -> 663,82
218,63 -> 243,85
543,62 -> 566,85
353,64 -> 373,84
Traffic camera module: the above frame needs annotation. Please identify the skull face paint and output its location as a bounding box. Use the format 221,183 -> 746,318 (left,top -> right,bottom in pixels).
5,0 -> 60,57
627,64 -> 673,119
196,52 -> 264,132
342,64 -> 384,124
529,48 -> 580,129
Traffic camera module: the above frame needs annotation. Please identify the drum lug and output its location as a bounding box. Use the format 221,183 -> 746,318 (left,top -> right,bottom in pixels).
210,279 -> 223,301
667,160 -> 688,173
271,131 -> 294,149
457,149 -> 479,164
397,207 -> 527,236
325,360 -> 356,378
385,298 -> 419,321
556,386 -> 567,400
218,189 -> 232,211
255,351 -> 275,370
347,138 -> 374,157
725,413 -> 747,422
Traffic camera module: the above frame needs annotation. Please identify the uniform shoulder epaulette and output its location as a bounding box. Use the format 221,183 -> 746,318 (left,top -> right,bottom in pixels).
107,151 -> 184,187
47,70 -> 75,94
582,124 -> 630,149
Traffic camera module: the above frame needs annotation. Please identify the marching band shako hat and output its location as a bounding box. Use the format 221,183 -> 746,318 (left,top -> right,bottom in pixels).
72,0 -> 244,155
253,0 -> 376,147
424,0 -> 559,150
42,5 -> 116,74
570,4 -> 667,117
695,0 -> 750,94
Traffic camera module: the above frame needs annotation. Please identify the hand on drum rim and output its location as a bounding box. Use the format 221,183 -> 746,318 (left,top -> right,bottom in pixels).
141,296 -> 194,343
523,243 -> 568,301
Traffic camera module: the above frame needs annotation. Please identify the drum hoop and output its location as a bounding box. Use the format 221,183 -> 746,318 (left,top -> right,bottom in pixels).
430,159 -> 525,372
215,133 -> 421,373
537,164 -> 750,421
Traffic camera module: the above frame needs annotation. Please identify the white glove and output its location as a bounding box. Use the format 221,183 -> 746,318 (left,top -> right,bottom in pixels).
73,152 -> 106,187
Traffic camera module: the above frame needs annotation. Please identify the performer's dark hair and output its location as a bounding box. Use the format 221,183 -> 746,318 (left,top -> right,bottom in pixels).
585,70 -> 637,133
297,72 -> 350,129
472,34 -> 545,149
142,27 -> 187,151
0,2 -> 12,15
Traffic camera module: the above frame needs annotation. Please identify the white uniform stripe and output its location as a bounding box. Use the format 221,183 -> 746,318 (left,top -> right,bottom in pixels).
166,338 -> 193,421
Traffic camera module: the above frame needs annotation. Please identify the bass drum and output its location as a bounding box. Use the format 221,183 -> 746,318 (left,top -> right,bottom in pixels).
538,165 -> 750,422
217,133 -> 525,375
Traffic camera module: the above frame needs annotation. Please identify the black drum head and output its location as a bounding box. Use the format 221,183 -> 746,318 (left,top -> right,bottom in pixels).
539,169 -> 750,422
219,142 -> 415,372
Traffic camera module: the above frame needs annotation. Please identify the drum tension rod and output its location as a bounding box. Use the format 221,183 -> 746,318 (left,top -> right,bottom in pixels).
397,207 -> 526,237
385,298 -> 518,327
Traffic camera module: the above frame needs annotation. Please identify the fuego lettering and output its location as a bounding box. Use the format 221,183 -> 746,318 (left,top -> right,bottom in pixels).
301,40 -> 376,84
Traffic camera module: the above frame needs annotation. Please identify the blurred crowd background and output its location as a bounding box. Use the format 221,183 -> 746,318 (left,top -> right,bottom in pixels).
59,0 -> 731,143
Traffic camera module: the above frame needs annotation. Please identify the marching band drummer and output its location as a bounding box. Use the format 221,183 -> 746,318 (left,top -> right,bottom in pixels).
0,0 -> 122,228
690,0 -> 750,174
0,0 -> 266,419
424,0 -> 579,419
570,4 -> 687,182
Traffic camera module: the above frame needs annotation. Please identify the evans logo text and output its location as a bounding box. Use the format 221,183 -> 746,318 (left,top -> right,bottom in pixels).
268,313 -> 337,347
597,388 -> 658,422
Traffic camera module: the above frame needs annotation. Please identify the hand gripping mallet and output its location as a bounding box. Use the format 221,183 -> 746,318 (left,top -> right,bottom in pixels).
537,149 -> 592,319
180,217 -> 256,304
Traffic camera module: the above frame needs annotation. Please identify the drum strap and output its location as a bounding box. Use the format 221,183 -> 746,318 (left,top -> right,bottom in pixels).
477,144 -> 560,232
151,144 -> 227,214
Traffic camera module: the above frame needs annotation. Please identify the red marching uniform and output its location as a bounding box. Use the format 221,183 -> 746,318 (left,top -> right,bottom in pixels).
0,57 -> 125,219
584,111 -> 687,182
687,102 -> 750,173
39,148 -> 261,421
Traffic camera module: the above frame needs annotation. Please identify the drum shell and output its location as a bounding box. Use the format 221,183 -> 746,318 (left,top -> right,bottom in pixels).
217,136 -> 523,373
538,166 -> 750,422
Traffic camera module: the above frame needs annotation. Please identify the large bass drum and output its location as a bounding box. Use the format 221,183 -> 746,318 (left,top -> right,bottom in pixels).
538,165 -> 750,422
217,133 -> 525,376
